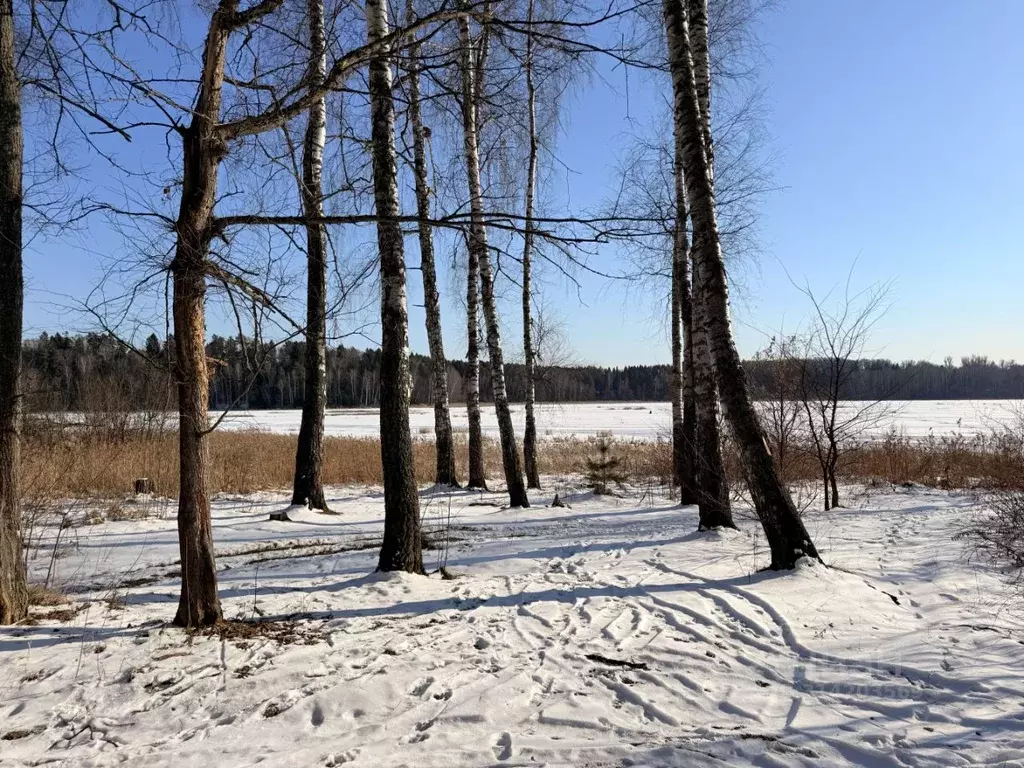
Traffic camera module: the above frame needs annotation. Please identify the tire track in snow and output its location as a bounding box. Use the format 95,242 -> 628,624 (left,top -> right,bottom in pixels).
638,558 -> 1024,750
649,561 -> 1005,697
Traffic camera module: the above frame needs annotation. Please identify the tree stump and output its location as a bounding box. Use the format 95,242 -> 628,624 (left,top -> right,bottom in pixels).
134,478 -> 153,495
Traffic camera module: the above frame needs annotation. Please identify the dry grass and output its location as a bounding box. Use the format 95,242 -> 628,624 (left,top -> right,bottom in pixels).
20,418 -> 1024,499
25,584 -> 82,624
21,423 -> 672,498
27,584 -> 69,607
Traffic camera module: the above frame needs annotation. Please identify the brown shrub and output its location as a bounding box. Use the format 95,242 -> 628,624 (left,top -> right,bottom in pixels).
27,584 -> 69,607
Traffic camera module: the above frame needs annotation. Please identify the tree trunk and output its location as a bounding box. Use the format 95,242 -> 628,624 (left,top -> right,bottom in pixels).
829,454 -> 839,509
521,0 -> 541,490
292,0 -> 330,511
465,248 -> 486,489
686,0 -> 713,161
367,0 -> 423,572
172,240 -> 220,627
0,0 -> 28,624
406,2 -> 458,488
691,255 -> 733,528
459,16 -> 528,508
666,0 -> 818,567
671,261 -> 686,489
669,8 -> 726,524
671,146 -> 698,506
463,114 -> 486,487
682,265 -> 698,506
683,0 -> 732,530
170,4 -> 245,628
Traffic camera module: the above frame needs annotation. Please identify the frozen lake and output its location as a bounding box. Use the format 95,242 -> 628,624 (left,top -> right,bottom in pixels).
216,399 -> 1024,441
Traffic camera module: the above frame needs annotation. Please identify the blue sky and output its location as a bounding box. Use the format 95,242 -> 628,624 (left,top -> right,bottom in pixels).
21,0 -> 1024,367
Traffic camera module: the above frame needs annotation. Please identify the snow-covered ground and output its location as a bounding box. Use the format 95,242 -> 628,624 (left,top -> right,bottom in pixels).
4,482 -> 1024,766
215,400 -> 1024,441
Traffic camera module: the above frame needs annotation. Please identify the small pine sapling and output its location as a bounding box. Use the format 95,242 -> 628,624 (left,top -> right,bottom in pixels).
585,435 -> 628,495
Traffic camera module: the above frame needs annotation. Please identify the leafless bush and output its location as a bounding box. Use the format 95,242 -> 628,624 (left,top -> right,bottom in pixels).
957,493 -> 1024,582
794,276 -> 897,510
750,336 -> 805,483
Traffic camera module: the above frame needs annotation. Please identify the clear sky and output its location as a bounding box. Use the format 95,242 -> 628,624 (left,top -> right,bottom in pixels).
21,0 -> 1024,367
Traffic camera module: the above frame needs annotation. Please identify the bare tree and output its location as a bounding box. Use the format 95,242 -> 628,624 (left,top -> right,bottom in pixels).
291,0 -> 332,512
684,0 -> 732,529
0,0 -> 27,623
750,334 -> 803,483
458,12 -> 528,508
157,0 -> 462,624
2,0 -> 145,622
460,15 -> 488,492
796,276 -> 893,510
464,229 -> 487,488
368,0 -> 423,571
691,244 -> 732,527
665,0 -> 817,566
615,0 -> 774,515
404,0 -> 459,488
670,202 -> 697,503
520,0 -> 541,490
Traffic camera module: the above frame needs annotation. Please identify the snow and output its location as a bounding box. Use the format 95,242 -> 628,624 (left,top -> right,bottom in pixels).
4,481 -> 1024,766
215,399 -> 1024,441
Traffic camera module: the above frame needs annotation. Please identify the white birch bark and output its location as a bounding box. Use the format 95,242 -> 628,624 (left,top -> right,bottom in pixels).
665,0 -> 818,565
405,0 -> 459,487
458,16 -> 529,508
521,0 -> 541,490
292,0 -> 330,512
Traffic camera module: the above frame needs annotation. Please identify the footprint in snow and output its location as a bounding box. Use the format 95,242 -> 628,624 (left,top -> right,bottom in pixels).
408,677 -> 435,697
403,720 -> 434,744
311,701 -> 325,727
325,749 -> 359,766
493,732 -> 513,761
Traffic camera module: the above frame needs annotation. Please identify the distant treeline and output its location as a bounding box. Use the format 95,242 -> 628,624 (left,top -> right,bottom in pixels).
21,333 -> 1024,412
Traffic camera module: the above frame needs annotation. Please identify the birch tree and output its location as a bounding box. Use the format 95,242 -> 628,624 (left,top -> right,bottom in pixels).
464,228 -> 487,489
458,13 -> 529,508
368,0 -> 423,571
462,24 -> 487,492
404,0 -> 459,488
291,0 -> 331,512
520,0 -> 541,490
670,144 -> 698,506
665,0 -> 818,567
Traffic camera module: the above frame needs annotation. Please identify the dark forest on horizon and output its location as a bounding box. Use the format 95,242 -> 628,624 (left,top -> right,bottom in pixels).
22,333 -> 1024,411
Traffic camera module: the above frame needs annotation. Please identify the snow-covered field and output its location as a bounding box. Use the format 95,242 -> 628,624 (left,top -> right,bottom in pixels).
216,400 -> 1024,441
4,481 -> 1024,766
